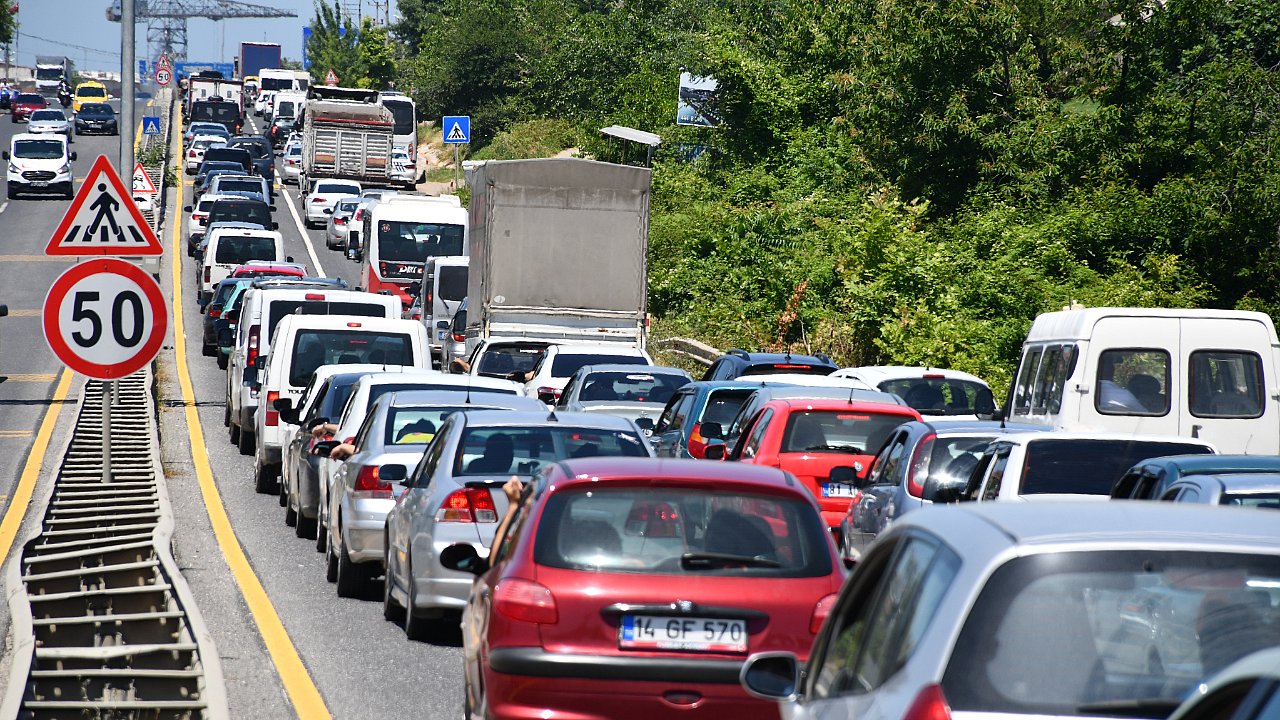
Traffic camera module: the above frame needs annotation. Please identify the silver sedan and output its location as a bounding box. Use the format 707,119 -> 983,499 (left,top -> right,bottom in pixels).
554,364 -> 691,434
383,410 -> 653,641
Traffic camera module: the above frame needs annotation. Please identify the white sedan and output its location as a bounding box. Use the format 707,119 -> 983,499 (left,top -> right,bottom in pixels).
27,109 -> 72,141
185,136 -> 228,175
303,180 -> 362,228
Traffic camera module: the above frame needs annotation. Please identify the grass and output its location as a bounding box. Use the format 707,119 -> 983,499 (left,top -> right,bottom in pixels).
471,119 -> 582,161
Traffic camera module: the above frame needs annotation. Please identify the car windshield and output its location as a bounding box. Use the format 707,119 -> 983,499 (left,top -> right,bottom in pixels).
77,86 -> 106,98
549,354 -> 647,379
943,550 -> 1280,718
376,221 -> 465,263
476,345 -> 547,377
455,425 -> 648,476
193,138 -> 224,149
288,331 -> 414,387
578,371 -> 689,404
286,146 -> 302,158
1022,440 -> 1214,496
214,236 -> 276,265
79,104 -> 113,117
382,99 -> 414,135
13,139 -> 65,159
781,410 -> 908,455
1222,493 -> 1280,508
534,487 -> 833,577
879,378 -> 996,416
30,110 -> 64,121
35,67 -> 63,80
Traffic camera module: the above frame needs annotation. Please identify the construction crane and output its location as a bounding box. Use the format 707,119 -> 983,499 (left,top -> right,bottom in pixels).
106,1 -> 297,63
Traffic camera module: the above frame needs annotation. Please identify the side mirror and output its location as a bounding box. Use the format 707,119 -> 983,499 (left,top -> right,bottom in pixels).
272,221 -> 279,230
0,304 -> 8,318
241,366 -> 258,387
739,652 -> 801,701
69,151 -> 77,161
310,439 -> 339,457
635,417 -> 655,433
2,151 -> 8,160
380,464 -> 407,484
407,281 -> 422,298
538,391 -> 558,405
700,422 -> 723,440
272,397 -> 294,412
439,543 -> 489,576
703,444 -> 727,461
254,355 -> 267,370
183,205 -> 192,213
322,208 -> 332,215
923,476 -> 963,504
285,256 -> 294,263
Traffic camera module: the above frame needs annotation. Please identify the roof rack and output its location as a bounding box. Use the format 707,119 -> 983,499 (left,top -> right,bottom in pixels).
726,348 -> 751,359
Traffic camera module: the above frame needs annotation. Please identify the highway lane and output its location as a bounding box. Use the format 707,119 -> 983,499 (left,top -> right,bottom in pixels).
159,110 -> 465,718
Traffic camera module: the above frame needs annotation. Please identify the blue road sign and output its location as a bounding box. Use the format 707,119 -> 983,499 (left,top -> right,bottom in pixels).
173,62 -> 234,79
141,116 -> 161,135
443,116 -> 471,144
137,60 -> 150,77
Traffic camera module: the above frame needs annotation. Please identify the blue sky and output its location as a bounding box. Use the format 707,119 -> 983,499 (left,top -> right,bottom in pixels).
14,1 -> 337,72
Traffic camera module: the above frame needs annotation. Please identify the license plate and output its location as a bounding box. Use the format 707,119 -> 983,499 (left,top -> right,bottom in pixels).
821,483 -> 859,498
619,615 -> 747,653
30,181 -> 48,187
437,330 -> 448,340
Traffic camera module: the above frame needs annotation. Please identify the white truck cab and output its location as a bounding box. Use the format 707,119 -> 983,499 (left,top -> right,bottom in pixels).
1007,307 -> 1280,454
5,133 -> 75,199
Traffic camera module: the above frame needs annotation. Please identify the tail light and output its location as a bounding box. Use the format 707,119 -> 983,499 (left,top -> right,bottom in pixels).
246,324 -> 261,366
354,209 -> 365,222
188,149 -> 196,157
625,501 -> 681,538
334,216 -> 346,225
687,422 -> 709,459
425,290 -> 433,308
537,387 -> 562,401
494,579 -> 557,624
902,685 -> 951,720
353,464 -> 393,498
435,488 -> 498,523
203,267 -> 210,284
265,391 -> 279,426
451,331 -> 466,342
905,432 -> 935,498
811,593 -> 838,633
411,311 -> 421,321
210,307 -> 222,319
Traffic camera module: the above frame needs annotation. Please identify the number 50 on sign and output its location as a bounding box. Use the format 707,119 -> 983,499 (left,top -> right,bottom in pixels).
43,259 -> 168,380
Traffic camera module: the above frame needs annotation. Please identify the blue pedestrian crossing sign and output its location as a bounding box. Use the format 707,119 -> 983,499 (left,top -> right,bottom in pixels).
141,116 -> 161,135
443,116 -> 470,144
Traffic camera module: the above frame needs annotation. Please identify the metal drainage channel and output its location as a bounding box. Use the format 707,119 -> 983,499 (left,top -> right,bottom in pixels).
5,373 -> 227,719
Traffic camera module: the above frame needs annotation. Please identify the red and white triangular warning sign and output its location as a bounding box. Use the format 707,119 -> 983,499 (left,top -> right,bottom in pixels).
132,162 -> 157,195
46,155 -> 163,257
325,69 -> 339,86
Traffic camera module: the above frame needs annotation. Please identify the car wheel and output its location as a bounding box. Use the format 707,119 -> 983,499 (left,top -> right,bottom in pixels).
254,462 -> 277,494
229,420 -> 240,445
201,339 -> 215,357
5,186 -> 14,199
284,498 -> 297,526
335,536 -> 367,598
238,428 -> 255,456
279,471 -> 289,507
402,560 -> 429,642
324,534 -> 338,583
383,545 -> 404,623
315,519 -> 328,553
216,353 -> 228,370
295,511 -> 316,540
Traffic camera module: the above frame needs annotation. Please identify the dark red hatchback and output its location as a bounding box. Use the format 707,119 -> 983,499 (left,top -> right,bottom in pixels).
443,457 -> 845,720
11,93 -> 48,122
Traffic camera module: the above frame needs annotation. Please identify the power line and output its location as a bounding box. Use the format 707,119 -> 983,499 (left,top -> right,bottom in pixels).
17,31 -> 119,59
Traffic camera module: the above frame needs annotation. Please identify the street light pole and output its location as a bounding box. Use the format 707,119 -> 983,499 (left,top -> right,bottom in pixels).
121,0 -> 135,175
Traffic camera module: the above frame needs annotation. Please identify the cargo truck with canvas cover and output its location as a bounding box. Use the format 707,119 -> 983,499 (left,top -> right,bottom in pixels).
464,158 -> 650,355
300,86 -> 394,193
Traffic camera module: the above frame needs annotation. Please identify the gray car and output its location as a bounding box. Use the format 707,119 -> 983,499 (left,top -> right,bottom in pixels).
383,410 -> 653,641
1158,473 -> 1280,506
325,197 -> 361,250
554,364 -> 692,434
318,392 -> 546,599
742,502 -> 1280,720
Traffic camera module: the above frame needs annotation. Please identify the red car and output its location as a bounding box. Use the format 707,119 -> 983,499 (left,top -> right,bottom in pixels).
442,457 -> 845,720
11,93 -> 48,123
229,261 -> 305,279
715,398 -> 920,529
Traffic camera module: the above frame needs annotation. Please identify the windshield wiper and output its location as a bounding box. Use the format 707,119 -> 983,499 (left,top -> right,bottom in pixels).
681,552 -> 781,569
1076,699 -> 1183,717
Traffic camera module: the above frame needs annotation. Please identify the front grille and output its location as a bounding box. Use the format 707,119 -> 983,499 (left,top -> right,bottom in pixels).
22,170 -> 56,181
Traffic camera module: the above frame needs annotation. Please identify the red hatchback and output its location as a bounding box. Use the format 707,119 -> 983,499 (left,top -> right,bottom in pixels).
443,457 -> 845,720
11,93 -> 48,123
719,398 -> 920,529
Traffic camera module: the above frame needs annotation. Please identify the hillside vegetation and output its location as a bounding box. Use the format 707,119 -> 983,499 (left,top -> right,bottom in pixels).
321,0 -> 1280,390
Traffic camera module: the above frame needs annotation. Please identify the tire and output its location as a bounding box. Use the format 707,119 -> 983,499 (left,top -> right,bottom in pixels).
254,462 -> 277,494
383,545 -> 404,623
402,561 -> 430,642
6,186 -> 13,199
324,534 -> 338,582
229,421 -> 240,445
279,471 -> 289,507
238,428 -> 255,456
201,339 -> 215,357
223,401 -> 230,427
315,520 -> 327,553
284,500 -> 297,526
295,512 -> 317,539
217,354 -> 228,370
335,536 -> 369,599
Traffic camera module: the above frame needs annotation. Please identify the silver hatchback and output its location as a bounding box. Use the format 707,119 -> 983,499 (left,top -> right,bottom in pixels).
383,410 -> 653,641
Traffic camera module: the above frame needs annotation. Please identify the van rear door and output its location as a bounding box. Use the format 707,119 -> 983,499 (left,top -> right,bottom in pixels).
1076,316 -> 1181,437
1179,318 -> 1279,453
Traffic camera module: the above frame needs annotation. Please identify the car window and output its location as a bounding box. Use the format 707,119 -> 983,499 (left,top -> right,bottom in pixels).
385,406 -> 469,446
780,410 -> 907,456
1096,349 -> 1170,416
1012,348 -> 1042,415
302,380 -> 331,425
575,371 -> 688,404
1159,486 -> 1182,501
287,330 -> 414,387
698,389 -> 752,426
549,354 -> 647,379
980,448 -> 1010,501
1189,351 -> 1264,419
654,391 -> 692,434
1031,344 -> 1077,414
214,235 -> 277,265
1020,440 -> 1213,496
740,409 -> 773,460
408,424 -> 450,489
454,425 -> 648,476
867,432 -> 908,486
476,344 -> 547,377
878,378 -> 994,417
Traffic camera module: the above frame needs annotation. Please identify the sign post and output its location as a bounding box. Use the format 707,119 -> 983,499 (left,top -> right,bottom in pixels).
442,115 -> 471,189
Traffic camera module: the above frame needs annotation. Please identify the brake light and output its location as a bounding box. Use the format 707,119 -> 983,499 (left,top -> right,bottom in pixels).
335,217 -> 346,225
537,387 -> 562,400
923,373 -> 946,379
411,312 -> 421,321
425,290 -> 433,308
353,464 -> 393,498
203,267 -> 210,284
811,593 -> 838,633
210,307 -> 222,319
452,331 -> 466,342
304,293 -> 325,301
246,324 -> 261,366
905,432 -> 935,499
188,149 -> 196,157
494,578 -> 557,624
346,322 -> 362,328
772,364 -> 815,370
687,422 -> 708,459
313,197 -> 327,203
435,488 -> 499,523
354,209 -> 365,221
265,391 -> 280,426
902,685 -> 951,720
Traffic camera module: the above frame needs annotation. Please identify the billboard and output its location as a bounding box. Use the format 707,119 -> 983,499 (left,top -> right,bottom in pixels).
677,72 -> 721,128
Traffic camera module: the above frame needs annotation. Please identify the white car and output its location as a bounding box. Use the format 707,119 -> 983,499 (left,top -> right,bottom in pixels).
831,365 -> 998,420
303,180 -> 362,228
253,91 -> 274,117
27,109 -> 71,140
522,343 -> 654,405
280,141 -> 303,184
183,121 -> 229,148
185,135 -> 227,175
390,149 -> 416,188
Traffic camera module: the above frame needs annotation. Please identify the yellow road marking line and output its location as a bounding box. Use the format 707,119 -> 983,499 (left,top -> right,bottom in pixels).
0,430 -> 34,438
4,309 -> 41,317
0,374 -> 57,383
0,369 -> 72,565
0,255 -> 75,263
133,118 -> 143,155
168,110 -> 331,719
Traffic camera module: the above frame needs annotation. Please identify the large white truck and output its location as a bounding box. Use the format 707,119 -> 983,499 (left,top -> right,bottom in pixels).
464,158 -> 651,356
186,75 -> 245,117
300,86 -> 394,193
35,56 -> 72,97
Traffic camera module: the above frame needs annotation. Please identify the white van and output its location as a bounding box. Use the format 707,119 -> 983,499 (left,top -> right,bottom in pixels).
227,285 -> 400,456
5,133 -> 75,199
271,90 -> 307,125
1007,307 -> 1280,454
419,256 -> 468,363
356,194 -> 468,309
250,316 -> 430,492
198,228 -> 285,303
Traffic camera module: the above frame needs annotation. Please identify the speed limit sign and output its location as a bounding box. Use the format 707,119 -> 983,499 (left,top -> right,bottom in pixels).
155,67 -> 172,86
43,259 -> 168,379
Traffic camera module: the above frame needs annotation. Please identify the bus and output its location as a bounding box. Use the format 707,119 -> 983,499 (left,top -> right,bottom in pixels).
379,91 -> 417,177
358,194 -> 468,308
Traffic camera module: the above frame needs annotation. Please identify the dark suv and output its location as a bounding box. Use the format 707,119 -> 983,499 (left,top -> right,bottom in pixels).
700,349 -> 839,381
189,98 -> 243,134
227,136 -> 275,186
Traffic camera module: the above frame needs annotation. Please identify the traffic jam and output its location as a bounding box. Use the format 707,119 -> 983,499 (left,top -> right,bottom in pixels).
157,63 -> 1280,720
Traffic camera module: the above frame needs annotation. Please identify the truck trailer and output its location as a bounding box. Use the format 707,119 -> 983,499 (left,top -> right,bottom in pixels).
300,86 -> 394,192
238,42 -> 281,83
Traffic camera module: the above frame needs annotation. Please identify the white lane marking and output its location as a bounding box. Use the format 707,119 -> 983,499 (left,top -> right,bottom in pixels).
282,187 -> 325,278
0,202 -> 9,215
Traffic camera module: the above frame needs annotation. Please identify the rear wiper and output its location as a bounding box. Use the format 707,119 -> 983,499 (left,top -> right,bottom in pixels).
1076,699 -> 1183,717
681,552 -> 781,569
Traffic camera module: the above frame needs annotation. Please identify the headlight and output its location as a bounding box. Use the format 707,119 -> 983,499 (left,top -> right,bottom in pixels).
59,162 -> 71,174
8,163 -> 19,173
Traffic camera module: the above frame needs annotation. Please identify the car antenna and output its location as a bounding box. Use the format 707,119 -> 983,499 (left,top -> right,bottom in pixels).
546,407 -> 558,422
465,373 -> 472,405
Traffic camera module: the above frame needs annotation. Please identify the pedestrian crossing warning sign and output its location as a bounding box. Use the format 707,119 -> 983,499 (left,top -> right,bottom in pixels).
46,155 -> 163,256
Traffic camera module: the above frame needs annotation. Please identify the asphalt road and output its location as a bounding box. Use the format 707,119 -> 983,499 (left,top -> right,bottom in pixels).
152,110 -> 466,719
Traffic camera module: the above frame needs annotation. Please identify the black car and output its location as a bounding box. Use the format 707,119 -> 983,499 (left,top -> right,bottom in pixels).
73,102 -> 118,135
189,97 -> 242,134
227,136 -> 275,186
268,115 -> 296,148
202,146 -> 253,176
193,166 -> 247,202
700,349 -> 840,381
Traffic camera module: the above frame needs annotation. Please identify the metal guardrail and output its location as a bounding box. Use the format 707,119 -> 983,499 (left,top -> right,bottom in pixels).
652,337 -> 721,367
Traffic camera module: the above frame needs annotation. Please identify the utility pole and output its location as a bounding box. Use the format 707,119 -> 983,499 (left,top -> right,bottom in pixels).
121,0 -> 135,176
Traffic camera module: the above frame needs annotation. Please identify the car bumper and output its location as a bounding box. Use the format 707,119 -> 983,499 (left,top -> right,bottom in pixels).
76,123 -> 117,134
238,401 -> 257,431
343,497 -> 395,562
8,175 -> 72,193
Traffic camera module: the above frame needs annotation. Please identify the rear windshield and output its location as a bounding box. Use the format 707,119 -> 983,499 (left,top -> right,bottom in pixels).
288,331 -> 414,386
920,436 -> 997,495
215,179 -> 265,195
1221,493 -> 1280,508
476,344 -> 548,378
879,378 -> 995,416
207,201 -> 271,227
385,406 -> 469,446
1022,440 -> 1214,496
316,182 -> 360,195
267,300 -> 388,344
741,363 -> 834,377
191,103 -> 239,123
437,265 -> 467,302
276,100 -> 297,117
229,140 -> 269,158
943,550 -> 1280,717
77,86 -> 106,98
698,389 -> 753,426
550,354 -> 647,378
578,371 -> 689,404
377,221 -> 465,263
205,148 -> 251,165
781,410 -> 908,456
211,280 -> 246,308
534,487 -> 833,577
215,235 -> 277,265
455,425 -> 647,476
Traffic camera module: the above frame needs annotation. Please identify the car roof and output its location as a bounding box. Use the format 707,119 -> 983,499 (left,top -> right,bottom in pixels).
833,365 -> 990,385
578,364 -> 689,376
1134,454 -> 1280,474
12,133 -> 64,143
549,343 -> 648,356
353,369 -> 520,392
382,390 -> 543,410
723,350 -> 836,366
990,431 -> 1217,448
1185,474 -> 1280,492
912,419 -> 1053,435
772,397 -> 919,415
458,410 -> 639,431
899,501 -> 1280,552
742,385 -> 905,406
548,457 -> 803,494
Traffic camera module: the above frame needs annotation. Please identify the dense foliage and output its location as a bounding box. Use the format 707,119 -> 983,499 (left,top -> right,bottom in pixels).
381,0 -> 1280,390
